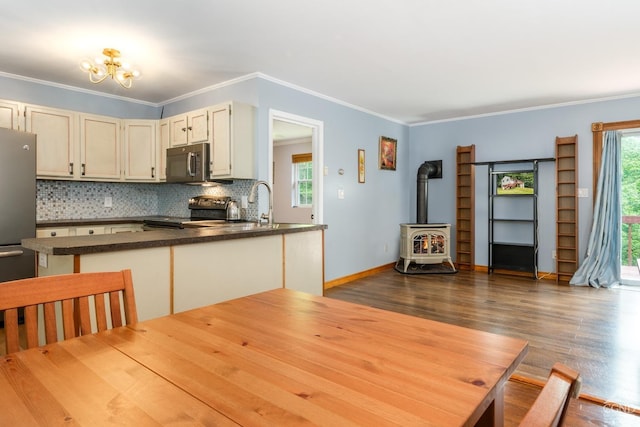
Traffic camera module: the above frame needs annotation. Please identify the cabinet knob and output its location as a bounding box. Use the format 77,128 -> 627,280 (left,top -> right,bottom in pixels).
181,127 -> 187,132
88,229 -> 94,235
50,231 -> 57,237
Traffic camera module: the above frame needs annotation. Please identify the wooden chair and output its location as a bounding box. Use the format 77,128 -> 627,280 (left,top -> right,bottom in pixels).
0,270 -> 137,354
520,362 -> 581,427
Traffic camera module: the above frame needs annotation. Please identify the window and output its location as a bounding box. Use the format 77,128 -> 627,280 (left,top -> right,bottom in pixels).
292,153 -> 312,207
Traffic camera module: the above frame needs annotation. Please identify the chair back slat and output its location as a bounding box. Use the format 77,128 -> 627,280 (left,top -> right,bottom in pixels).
4,308 -> 20,354
94,294 -> 108,332
519,362 -> 581,427
42,302 -> 57,345
109,292 -> 124,328
61,299 -> 75,341
76,296 -> 92,337
0,270 -> 137,354
23,305 -> 40,349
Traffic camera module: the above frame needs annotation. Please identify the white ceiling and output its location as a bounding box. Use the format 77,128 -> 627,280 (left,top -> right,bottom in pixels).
3,0 -> 640,124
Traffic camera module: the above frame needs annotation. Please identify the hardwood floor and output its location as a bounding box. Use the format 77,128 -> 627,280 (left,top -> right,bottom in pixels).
325,268 -> 640,426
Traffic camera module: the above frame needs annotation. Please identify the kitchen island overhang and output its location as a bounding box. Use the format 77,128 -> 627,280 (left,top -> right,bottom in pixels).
23,222 -> 326,256
22,223 -> 326,321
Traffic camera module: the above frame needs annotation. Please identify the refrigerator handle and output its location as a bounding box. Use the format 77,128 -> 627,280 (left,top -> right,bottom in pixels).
0,250 -> 24,258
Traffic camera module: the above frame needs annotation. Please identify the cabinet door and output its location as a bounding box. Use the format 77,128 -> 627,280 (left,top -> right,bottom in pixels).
188,108 -> 209,143
210,104 -> 231,177
158,119 -> 169,180
169,115 -> 188,146
0,100 -> 20,130
124,120 -> 156,181
80,114 -> 120,180
25,105 -> 76,178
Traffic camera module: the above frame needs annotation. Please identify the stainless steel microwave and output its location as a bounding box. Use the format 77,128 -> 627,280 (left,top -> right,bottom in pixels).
166,143 -> 210,183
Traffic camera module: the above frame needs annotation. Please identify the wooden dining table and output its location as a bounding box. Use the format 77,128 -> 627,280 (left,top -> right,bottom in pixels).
0,288 -> 528,426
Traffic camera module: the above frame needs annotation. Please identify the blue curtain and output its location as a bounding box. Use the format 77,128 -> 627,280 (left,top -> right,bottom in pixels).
570,131 -> 621,288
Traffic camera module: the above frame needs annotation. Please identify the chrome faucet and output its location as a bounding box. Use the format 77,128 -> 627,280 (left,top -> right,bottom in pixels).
248,180 -> 273,225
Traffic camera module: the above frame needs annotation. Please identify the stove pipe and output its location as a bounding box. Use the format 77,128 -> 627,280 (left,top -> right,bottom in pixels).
416,160 -> 443,224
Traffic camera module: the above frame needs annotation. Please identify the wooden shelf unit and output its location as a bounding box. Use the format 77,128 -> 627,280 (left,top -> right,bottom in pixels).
456,145 -> 475,270
555,135 -> 579,283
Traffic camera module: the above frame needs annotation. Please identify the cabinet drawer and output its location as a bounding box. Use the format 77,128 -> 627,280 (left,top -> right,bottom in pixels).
74,226 -> 105,236
36,228 -> 71,238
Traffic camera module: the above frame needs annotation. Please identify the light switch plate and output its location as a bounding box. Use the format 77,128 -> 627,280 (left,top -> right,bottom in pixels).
338,187 -> 345,199
578,188 -> 588,198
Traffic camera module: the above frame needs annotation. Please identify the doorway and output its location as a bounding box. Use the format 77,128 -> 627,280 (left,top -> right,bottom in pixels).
268,110 -> 324,224
620,130 -> 640,285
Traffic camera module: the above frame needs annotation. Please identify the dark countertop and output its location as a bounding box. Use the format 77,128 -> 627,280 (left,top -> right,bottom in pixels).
23,223 -> 327,256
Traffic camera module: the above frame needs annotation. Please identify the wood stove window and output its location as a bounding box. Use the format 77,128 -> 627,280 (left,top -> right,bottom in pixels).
413,233 -> 446,255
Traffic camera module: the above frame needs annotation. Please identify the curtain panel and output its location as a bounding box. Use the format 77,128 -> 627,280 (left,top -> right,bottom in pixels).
570,131 -> 621,288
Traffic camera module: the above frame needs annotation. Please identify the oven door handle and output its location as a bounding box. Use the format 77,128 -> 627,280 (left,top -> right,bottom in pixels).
0,250 -> 24,258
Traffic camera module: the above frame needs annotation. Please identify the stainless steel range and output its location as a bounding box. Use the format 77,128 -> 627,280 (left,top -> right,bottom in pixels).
142,195 -> 236,230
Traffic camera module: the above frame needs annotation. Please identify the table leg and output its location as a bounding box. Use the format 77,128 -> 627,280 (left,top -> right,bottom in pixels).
474,386 -> 504,427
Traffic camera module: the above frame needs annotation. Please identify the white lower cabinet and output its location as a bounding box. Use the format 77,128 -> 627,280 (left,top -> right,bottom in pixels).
173,235 -> 283,313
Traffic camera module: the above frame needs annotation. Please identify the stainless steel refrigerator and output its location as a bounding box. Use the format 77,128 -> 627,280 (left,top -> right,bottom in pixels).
0,128 -> 36,282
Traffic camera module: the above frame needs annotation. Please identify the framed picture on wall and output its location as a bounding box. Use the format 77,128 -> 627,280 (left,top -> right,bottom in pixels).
379,136 -> 397,170
358,149 -> 365,183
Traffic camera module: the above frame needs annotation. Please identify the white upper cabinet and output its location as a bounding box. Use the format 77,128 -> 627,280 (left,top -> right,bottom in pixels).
25,105 -> 76,179
79,114 -> 121,180
210,104 -> 231,177
0,100 -> 20,130
169,108 -> 208,146
158,118 -> 169,181
209,101 -> 255,179
123,119 -> 157,181
5,97 -> 254,182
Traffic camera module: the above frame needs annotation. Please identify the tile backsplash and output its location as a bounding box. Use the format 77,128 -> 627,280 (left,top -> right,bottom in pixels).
37,180 -> 258,221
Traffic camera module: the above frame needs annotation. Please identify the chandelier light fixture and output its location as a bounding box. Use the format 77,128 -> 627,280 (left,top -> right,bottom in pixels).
80,48 -> 140,89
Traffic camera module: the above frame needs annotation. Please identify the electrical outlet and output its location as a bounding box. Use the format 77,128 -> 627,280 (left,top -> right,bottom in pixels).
38,252 -> 48,268
104,196 -> 113,207
552,250 -> 557,260
384,243 -> 389,253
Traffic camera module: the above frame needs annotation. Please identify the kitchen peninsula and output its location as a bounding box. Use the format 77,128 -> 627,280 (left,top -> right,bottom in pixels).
22,222 -> 326,321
